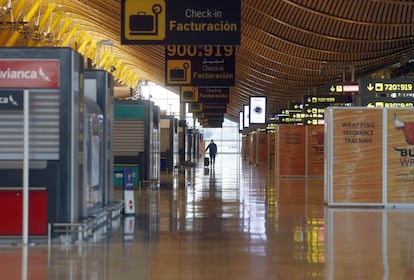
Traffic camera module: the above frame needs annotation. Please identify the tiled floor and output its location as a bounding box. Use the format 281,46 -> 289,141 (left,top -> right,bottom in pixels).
1,154 -> 414,279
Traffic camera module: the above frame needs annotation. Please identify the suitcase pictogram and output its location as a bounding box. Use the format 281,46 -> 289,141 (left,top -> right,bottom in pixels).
129,4 -> 162,36
169,62 -> 190,82
169,68 -> 186,81
183,90 -> 194,98
130,12 -> 154,32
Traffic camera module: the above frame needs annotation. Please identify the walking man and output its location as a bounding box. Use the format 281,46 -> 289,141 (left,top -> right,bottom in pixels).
205,139 -> 218,168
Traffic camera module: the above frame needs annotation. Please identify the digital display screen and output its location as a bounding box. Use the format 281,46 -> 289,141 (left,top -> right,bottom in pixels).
239,111 -> 243,132
249,96 -> 267,124
243,105 -> 249,128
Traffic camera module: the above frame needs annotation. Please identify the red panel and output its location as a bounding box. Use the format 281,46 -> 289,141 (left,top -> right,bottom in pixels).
0,190 -> 47,235
29,191 -> 48,234
0,59 -> 60,88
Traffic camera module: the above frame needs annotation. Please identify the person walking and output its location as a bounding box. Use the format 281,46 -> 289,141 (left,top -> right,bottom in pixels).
205,139 -> 218,168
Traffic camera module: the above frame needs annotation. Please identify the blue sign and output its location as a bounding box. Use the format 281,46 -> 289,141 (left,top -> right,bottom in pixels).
123,168 -> 136,215
123,168 -> 134,191
114,165 -> 139,187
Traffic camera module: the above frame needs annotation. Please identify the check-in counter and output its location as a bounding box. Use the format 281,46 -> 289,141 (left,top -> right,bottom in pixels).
255,131 -> 269,166
249,132 -> 257,164
307,125 -> 325,177
113,100 -> 160,188
268,133 -> 276,170
272,125 -> 324,177
0,48 -> 91,233
241,135 -> 249,160
160,115 -> 179,172
275,125 -> 307,177
324,107 -> 414,207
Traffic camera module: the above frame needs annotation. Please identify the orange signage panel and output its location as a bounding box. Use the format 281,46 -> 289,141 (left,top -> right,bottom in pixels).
257,132 -> 268,164
387,109 -> 414,204
307,125 -> 324,176
278,125 -> 306,176
249,133 -> 257,164
331,108 -> 383,204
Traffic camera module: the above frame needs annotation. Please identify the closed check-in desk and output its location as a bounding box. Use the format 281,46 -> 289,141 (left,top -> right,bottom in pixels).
325,107 -> 414,207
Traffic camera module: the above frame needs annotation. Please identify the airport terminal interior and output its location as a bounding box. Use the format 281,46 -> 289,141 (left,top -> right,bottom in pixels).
2,155 -> 414,279
2,0 -> 414,280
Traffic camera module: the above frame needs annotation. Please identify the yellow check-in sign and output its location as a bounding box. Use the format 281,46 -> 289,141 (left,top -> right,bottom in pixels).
167,60 -> 191,84
375,83 -> 384,92
181,86 -> 199,102
124,0 -> 166,41
122,0 -> 241,45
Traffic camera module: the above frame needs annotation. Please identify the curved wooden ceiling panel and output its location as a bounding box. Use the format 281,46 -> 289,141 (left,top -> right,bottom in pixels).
1,0 -> 414,122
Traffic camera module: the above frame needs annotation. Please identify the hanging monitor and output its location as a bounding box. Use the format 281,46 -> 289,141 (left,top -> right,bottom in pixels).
243,104 -> 249,128
239,111 -> 243,132
249,96 -> 267,124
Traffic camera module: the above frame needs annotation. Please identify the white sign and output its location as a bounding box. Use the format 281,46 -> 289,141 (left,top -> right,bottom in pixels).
249,96 -> 267,124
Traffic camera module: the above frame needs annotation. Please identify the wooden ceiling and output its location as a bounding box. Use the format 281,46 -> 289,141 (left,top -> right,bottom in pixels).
1,0 -> 414,121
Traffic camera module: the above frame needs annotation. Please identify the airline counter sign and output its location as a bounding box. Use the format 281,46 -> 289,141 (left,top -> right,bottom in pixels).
0,90 -> 23,110
121,0 -> 241,45
0,59 -> 59,89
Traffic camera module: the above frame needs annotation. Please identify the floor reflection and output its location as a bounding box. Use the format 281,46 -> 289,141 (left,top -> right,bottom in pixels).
1,154 -> 414,279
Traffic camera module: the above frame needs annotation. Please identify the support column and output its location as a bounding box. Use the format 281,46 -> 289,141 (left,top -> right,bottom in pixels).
179,101 -> 186,164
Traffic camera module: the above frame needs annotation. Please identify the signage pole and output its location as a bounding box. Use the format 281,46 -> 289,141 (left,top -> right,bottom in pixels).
22,89 -> 29,245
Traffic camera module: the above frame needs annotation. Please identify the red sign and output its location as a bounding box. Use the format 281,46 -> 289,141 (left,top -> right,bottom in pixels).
0,59 -> 59,88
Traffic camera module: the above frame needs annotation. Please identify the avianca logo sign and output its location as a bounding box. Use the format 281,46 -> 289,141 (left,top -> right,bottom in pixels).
0,59 -> 59,88
0,68 -> 43,80
0,90 -> 23,110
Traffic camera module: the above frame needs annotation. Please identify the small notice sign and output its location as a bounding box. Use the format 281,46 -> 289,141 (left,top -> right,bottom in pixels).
123,168 -> 136,215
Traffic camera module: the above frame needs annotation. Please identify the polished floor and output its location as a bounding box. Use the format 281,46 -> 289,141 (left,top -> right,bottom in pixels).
2,154 -> 414,279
